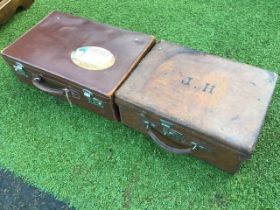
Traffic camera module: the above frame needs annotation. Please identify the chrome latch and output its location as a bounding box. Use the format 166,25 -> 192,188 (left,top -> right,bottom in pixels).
83,89 -> 104,108
13,62 -> 28,78
160,119 -> 183,142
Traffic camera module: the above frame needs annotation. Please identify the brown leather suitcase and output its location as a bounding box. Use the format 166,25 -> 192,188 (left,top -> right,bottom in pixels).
115,41 -> 278,173
1,11 -> 155,121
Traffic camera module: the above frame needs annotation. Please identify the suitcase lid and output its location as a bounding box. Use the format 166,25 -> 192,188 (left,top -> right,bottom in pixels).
1,11 -> 155,97
116,41 -> 278,155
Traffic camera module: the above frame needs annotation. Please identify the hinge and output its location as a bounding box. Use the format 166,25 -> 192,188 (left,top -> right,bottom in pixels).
83,89 -> 104,108
13,62 -> 28,78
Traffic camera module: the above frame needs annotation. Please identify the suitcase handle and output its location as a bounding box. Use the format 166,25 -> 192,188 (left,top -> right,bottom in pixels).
143,118 -> 205,154
147,129 -> 194,154
32,76 -> 67,96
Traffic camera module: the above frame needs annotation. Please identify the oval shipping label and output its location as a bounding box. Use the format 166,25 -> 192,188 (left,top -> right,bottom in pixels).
71,46 -> 115,71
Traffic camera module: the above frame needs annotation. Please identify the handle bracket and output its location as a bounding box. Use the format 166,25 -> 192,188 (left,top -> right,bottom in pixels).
142,115 -> 207,154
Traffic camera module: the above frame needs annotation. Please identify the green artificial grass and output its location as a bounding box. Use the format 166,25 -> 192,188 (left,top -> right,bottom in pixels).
0,0 -> 279,209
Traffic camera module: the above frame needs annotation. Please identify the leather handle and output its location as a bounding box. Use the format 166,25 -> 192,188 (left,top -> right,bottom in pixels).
146,128 -> 193,155
32,76 -> 66,96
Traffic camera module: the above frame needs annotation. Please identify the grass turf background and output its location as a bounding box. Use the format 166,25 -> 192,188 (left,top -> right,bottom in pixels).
0,0 -> 279,209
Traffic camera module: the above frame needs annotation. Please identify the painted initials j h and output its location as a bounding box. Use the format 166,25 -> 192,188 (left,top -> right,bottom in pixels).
202,83 -> 215,94
181,77 -> 216,94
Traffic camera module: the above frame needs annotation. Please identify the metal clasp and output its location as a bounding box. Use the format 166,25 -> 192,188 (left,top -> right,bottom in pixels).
144,120 -> 155,129
160,119 -> 183,142
13,62 -> 28,78
191,141 -> 206,151
83,89 -> 104,108
142,116 -> 207,151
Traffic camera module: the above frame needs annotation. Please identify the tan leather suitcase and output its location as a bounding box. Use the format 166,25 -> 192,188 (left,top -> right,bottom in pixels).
115,41 -> 278,173
1,11 -> 155,121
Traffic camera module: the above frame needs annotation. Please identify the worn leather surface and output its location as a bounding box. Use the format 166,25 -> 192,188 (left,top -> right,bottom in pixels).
2,11 -> 155,96
117,103 -> 245,173
2,58 -> 120,121
116,41 -> 278,172
1,11 -> 155,121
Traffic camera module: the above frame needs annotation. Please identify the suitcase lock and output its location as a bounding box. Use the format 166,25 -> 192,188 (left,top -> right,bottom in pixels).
143,118 -> 183,142
159,120 -> 206,150
13,62 -> 28,78
160,119 -> 183,142
83,89 -> 104,108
